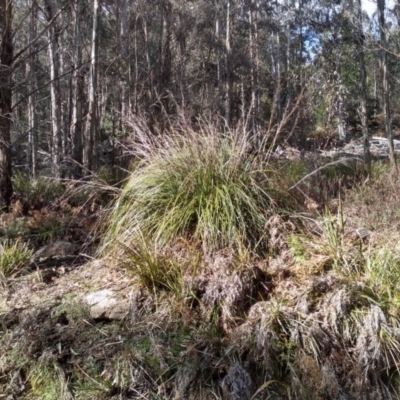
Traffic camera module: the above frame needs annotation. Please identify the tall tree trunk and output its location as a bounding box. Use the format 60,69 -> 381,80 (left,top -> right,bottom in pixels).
225,0 -> 232,126
355,0 -> 370,163
119,0 -> 129,129
44,0 -> 62,178
275,30 -> 282,122
143,18 -> 153,103
27,0 -> 38,178
59,34 -> 67,157
177,10 -> 187,112
161,1 -> 172,119
377,0 -> 396,168
0,0 -> 12,209
215,1 -> 223,116
70,0 -> 83,177
133,14 -> 139,113
336,64 -> 348,144
248,0 -> 260,142
84,0 -> 100,173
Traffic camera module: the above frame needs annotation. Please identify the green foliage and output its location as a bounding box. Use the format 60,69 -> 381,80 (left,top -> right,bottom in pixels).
51,296 -> 90,324
95,165 -> 128,188
103,127 -> 293,254
30,215 -> 70,244
3,217 -> 30,239
27,364 -> 63,400
349,246 -> 400,318
71,362 -> 112,398
0,239 -> 33,279
12,172 -> 65,206
2,213 -> 70,245
287,234 -> 307,262
123,237 -> 199,298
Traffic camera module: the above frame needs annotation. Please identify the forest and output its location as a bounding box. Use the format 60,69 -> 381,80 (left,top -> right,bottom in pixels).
2,0 -> 400,399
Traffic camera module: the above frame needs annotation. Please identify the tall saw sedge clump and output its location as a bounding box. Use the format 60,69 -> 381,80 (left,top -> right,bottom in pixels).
0,239 -> 33,285
103,124 -> 290,255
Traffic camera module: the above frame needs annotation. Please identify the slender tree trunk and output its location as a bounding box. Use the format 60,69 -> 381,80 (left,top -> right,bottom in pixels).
59,34 -> 67,157
377,0 -> 396,168
336,65 -> 348,144
0,0 -> 13,209
27,0 -> 38,178
248,0 -> 260,141
355,0 -> 370,163
84,0 -> 100,173
143,19 -> 153,102
119,0 -> 129,128
225,0 -> 232,126
70,0 -> 83,176
177,11 -> 187,112
133,14 -> 139,113
215,1 -> 223,116
44,0 -> 62,178
161,1 -> 172,118
275,30 -> 282,122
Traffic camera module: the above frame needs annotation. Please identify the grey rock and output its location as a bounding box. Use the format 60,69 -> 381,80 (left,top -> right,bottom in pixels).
86,289 -> 115,306
90,300 -> 130,320
355,227 -> 371,239
85,290 -> 130,320
33,240 -> 77,261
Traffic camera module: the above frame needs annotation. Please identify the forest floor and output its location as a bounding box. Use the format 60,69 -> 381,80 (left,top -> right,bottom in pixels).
2,133 -> 400,399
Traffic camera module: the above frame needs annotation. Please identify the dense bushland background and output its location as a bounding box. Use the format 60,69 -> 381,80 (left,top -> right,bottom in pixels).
2,1 -> 400,399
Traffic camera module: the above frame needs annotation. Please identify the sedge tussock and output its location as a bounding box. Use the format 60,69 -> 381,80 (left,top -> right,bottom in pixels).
0,239 -> 33,283
102,124 -> 296,255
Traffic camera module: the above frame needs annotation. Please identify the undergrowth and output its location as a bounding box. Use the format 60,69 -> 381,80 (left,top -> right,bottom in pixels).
103,125 -> 298,255
4,121 -> 400,399
0,239 -> 32,282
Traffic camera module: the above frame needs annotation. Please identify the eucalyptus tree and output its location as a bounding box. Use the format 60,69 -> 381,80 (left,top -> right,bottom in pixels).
83,0 -> 100,173
0,0 -> 13,209
26,0 -> 38,178
377,0 -> 396,168
70,0 -> 84,176
44,0 -> 62,178
353,0 -> 370,163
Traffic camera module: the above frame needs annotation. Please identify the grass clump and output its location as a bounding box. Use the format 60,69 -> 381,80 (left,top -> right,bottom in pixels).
123,237 -> 198,299
0,239 -> 32,280
27,363 -> 69,400
104,125 -> 294,254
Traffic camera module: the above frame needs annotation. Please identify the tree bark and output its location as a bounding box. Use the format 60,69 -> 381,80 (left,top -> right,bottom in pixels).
119,0 -> 129,128
177,10 -> 188,112
0,0 -> 13,209
84,0 -> 100,173
248,0 -> 260,142
44,0 -> 62,178
355,0 -> 370,164
161,1 -> 172,118
225,0 -> 232,126
215,1 -> 223,115
27,0 -> 38,178
70,0 -> 84,176
336,66 -> 348,144
377,0 -> 396,168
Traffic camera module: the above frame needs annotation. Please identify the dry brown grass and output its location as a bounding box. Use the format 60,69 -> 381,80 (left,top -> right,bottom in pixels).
343,162 -> 400,234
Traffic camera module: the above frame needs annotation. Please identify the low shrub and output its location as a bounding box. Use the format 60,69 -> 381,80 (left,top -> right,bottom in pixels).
12,172 -> 65,208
